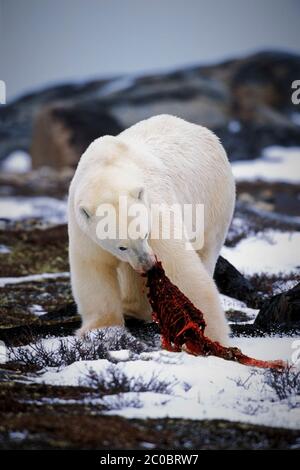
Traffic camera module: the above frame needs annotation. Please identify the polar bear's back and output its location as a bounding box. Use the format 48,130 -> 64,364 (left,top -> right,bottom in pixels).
120,114 -> 235,213
120,114 -> 230,179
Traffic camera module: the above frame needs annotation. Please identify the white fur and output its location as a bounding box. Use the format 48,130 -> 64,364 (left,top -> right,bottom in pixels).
68,115 -> 235,344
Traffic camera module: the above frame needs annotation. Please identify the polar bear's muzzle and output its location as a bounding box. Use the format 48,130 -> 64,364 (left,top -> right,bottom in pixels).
130,246 -> 156,273
137,254 -> 156,273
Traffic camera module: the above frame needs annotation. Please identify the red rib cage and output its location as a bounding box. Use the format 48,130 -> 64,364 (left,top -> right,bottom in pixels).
144,262 -> 285,370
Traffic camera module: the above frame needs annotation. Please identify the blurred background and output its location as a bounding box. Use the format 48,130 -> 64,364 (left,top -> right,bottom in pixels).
0,0 -> 300,172
0,0 -> 299,168
1,0 -> 300,100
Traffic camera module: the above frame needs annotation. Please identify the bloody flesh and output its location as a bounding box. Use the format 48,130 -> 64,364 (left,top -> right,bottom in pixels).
144,261 -> 285,369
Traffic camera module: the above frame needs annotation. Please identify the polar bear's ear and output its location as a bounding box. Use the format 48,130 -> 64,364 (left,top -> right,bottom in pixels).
131,187 -> 145,201
79,205 -> 92,220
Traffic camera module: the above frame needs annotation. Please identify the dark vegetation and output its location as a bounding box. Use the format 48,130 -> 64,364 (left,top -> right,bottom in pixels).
8,336 -> 108,371
84,365 -> 177,395
265,366 -> 300,404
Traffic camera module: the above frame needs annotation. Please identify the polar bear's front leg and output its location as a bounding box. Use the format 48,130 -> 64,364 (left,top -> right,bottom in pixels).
72,259 -> 124,336
118,262 -> 152,321
151,239 -> 230,346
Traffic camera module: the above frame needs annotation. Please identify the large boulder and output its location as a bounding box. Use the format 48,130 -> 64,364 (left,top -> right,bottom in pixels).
214,256 -> 256,305
254,283 -> 300,329
1,50 -> 300,168
31,102 -> 123,169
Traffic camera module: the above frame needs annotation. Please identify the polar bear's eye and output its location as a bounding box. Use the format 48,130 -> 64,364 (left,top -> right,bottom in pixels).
119,246 -> 127,251
80,206 -> 91,220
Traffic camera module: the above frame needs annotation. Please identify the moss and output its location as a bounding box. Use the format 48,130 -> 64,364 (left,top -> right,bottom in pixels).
0,224 -> 69,277
0,278 -> 76,329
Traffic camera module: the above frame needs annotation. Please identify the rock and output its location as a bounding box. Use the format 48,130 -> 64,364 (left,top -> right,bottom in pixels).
214,255 -> 256,305
109,76 -> 229,130
216,122 -> 300,162
31,102 -> 123,168
254,283 -> 300,329
230,51 -> 300,120
0,80 -> 109,164
0,167 -> 73,197
1,51 -> 300,167
229,200 -> 300,246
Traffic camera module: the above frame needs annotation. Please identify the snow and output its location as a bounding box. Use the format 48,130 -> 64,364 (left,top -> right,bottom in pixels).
0,244 -> 11,254
108,350 -> 131,361
222,230 -> 300,275
8,431 -> 29,441
221,295 -> 246,311
28,304 -> 47,316
34,336 -> 300,429
1,151 -> 32,173
228,120 -> 241,133
272,279 -> 299,295
139,442 -> 156,449
39,359 -> 111,387
0,196 -> 67,223
221,295 -> 258,322
0,341 -> 7,364
232,146 -> 300,183
0,271 -> 69,288
99,76 -> 136,97
235,336 -> 295,361
291,113 -> 300,126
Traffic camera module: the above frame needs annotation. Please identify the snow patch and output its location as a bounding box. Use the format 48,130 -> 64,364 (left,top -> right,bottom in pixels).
108,350 -> 131,361
1,151 -> 31,173
0,196 -> 67,223
228,120 -> 241,133
291,113 -> 300,126
28,304 -> 47,316
0,272 -> 69,288
272,279 -> 299,295
232,146 -> 300,183
99,76 -> 137,97
0,341 -> 7,364
0,244 -> 11,254
222,230 -> 300,275
221,295 -> 258,323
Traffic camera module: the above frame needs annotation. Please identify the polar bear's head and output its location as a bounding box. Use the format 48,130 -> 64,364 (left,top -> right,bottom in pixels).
73,137 -> 156,273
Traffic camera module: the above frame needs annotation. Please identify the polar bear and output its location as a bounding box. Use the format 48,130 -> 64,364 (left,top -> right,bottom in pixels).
68,115 -> 235,345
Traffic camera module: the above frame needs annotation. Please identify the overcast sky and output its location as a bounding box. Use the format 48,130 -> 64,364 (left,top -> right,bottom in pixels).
1,0 -> 300,101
